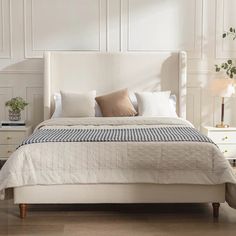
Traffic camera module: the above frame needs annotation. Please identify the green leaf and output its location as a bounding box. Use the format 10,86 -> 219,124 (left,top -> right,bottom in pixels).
5,97 -> 28,112
228,59 -> 233,64
223,33 -> 227,38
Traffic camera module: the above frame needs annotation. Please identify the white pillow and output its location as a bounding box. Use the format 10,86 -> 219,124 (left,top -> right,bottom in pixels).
135,91 -> 178,117
129,92 -> 177,114
60,90 -> 96,117
52,92 -> 102,118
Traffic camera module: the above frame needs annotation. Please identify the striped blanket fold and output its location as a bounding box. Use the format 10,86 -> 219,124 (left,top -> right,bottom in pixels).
20,126 -> 214,147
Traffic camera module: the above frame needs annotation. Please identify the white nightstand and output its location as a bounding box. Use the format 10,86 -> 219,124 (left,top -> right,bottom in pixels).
202,126 -> 236,164
0,126 -> 32,160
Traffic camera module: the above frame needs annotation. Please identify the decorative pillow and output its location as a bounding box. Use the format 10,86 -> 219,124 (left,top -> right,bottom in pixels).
52,92 -> 102,118
135,91 -> 178,117
95,89 -> 137,117
129,92 -> 177,113
61,90 -> 96,117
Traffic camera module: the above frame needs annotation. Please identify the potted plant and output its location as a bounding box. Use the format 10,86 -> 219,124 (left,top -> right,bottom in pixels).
5,97 -> 28,121
215,27 -> 236,79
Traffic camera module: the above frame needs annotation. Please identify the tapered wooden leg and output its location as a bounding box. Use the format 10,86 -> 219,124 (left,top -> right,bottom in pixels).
212,202 -> 220,218
19,204 -> 27,219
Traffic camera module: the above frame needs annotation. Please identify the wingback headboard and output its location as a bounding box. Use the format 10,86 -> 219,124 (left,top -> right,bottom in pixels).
44,51 -> 187,120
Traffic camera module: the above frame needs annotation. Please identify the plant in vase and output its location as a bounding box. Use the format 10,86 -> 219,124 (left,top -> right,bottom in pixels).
5,97 -> 28,121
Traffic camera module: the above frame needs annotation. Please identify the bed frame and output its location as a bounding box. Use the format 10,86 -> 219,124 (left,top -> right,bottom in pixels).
14,51 -> 225,218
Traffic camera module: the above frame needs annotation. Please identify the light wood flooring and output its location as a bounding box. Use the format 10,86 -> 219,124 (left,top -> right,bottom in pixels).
1,200 -> 236,236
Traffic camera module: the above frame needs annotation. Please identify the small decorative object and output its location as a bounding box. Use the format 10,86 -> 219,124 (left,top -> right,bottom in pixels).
215,27 -> 236,79
5,97 -> 28,121
211,79 -> 235,128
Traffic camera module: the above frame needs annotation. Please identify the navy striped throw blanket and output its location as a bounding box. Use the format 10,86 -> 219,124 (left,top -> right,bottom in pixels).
19,126 -> 214,147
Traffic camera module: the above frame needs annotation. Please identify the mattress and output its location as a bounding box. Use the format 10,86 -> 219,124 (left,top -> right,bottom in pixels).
0,117 -> 236,207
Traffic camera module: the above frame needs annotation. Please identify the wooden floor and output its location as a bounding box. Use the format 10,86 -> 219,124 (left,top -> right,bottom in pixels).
1,200 -> 236,236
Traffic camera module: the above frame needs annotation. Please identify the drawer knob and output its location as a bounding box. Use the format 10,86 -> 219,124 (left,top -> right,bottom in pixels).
222,136 -> 228,141
7,150 -> 12,154
6,136 -> 12,140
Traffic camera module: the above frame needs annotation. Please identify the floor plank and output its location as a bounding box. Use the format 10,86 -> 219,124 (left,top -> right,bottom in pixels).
1,200 -> 236,236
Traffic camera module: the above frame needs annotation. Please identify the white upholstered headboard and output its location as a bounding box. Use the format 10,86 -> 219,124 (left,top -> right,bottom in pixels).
44,51 -> 187,120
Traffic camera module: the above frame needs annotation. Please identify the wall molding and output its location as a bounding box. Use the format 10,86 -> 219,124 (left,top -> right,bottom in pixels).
106,0 -> 122,52
26,86 -> 43,127
187,87 -> 201,129
24,0 -> 106,58
0,0 -> 12,58
215,0 -> 236,59
0,70 -> 43,74
120,0 -> 203,59
0,87 -> 13,120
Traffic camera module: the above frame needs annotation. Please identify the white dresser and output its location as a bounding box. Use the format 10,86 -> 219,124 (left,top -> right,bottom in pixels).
202,126 -> 236,162
0,126 -> 32,160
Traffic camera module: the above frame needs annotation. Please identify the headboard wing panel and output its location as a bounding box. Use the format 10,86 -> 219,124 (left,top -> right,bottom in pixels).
44,51 -> 187,120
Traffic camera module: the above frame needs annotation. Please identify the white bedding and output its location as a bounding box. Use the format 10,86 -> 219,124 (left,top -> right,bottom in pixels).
1,117 -> 236,207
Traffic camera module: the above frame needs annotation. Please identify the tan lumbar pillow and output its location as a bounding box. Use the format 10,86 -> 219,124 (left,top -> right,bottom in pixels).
95,89 -> 137,117
61,90 -> 96,117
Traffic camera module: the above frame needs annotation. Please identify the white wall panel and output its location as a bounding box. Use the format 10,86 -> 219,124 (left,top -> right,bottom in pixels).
107,0 -> 121,51
122,0 -> 203,58
216,0 -> 236,58
0,87 -> 13,120
187,87 -> 201,129
24,0 -> 106,58
0,0 -> 11,58
26,87 -> 43,127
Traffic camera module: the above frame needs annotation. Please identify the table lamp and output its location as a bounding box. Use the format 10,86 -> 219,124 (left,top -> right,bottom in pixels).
211,79 -> 235,128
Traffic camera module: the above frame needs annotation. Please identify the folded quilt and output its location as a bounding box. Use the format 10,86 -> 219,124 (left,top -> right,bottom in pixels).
20,126 -> 214,147
0,117 -> 236,208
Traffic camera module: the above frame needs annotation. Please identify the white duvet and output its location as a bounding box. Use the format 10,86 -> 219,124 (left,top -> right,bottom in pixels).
1,117 -> 236,207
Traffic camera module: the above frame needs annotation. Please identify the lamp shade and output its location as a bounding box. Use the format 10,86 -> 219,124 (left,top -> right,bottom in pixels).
211,79 -> 235,97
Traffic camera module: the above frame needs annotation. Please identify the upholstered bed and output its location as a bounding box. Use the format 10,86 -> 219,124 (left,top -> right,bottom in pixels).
0,51 -> 236,219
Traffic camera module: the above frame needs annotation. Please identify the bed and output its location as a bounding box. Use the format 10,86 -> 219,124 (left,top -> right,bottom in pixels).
0,51 -> 236,219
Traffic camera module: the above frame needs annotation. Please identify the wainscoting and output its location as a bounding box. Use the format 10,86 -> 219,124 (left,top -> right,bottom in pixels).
0,0 -> 235,129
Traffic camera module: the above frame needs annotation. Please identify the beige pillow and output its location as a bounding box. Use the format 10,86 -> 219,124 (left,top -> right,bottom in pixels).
61,90 -> 96,117
95,89 -> 137,117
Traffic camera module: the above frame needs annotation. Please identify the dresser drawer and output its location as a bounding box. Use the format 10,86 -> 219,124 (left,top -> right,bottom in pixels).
208,131 -> 236,144
0,131 -> 26,144
218,145 -> 236,159
0,145 -> 18,158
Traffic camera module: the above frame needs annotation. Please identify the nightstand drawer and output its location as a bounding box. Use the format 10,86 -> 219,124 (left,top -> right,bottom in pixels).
218,145 -> 236,159
208,132 -> 236,144
0,131 -> 25,144
0,145 -> 18,158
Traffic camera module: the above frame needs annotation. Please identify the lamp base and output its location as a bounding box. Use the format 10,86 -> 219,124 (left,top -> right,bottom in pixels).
216,123 -> 230,128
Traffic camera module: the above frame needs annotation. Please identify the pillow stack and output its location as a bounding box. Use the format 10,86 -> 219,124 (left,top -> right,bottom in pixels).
51,89 -> 178,118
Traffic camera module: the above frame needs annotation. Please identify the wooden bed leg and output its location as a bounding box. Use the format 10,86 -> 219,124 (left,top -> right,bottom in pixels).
19,204 -> 27,219
212,202 -> 220,218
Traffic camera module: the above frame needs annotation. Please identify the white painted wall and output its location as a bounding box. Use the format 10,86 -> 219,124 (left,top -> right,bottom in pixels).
0,0 -> 235,129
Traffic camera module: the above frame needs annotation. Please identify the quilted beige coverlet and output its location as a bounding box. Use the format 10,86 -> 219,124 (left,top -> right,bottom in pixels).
0,117 -> 236,207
